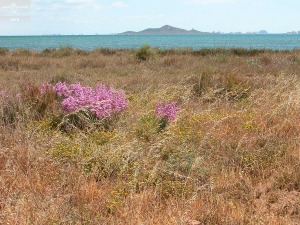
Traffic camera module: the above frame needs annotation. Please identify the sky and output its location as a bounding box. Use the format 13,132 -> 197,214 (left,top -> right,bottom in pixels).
0,0 -> 300,35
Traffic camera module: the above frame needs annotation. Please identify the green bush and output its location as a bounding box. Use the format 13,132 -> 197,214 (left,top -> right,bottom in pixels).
136,45 -> 153,61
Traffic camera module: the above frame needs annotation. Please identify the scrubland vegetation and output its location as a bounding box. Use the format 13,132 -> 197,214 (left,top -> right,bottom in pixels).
0,46 -> 300,224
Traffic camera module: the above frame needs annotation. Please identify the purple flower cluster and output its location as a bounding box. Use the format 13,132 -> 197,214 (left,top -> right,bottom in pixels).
41,82 -> 128,118
156,101 -> 179,121
53,82 -> 70,97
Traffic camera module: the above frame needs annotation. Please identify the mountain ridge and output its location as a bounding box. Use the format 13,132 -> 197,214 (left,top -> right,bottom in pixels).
119,25 -> 209,35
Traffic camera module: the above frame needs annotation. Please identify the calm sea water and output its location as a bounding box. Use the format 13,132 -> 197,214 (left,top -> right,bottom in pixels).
0,34 -> 300,50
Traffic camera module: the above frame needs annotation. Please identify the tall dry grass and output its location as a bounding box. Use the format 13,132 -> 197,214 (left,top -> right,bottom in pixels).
0,48 -> 300,224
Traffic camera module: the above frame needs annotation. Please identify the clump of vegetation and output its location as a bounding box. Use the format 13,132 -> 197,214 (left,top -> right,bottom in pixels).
42,82 -> 128,118
136,44 -> 153,60
156,101 -> 179,129
135,114 -> 160,141
40,82 -> 128,131
135,101 -> 179,141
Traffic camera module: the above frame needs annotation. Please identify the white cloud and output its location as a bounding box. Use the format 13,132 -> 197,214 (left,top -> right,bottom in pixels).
110,1 -> 128,8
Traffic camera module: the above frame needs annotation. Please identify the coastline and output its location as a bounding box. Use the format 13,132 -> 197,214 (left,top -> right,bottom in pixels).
1,34 -> 300,51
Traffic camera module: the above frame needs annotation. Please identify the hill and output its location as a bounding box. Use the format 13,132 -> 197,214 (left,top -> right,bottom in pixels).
119,25 -> 209,35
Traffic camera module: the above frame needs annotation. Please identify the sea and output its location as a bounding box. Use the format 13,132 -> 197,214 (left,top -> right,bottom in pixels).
0,34 -> 300,51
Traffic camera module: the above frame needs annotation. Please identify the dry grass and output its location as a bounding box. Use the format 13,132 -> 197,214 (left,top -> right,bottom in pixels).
0,48 -> 300,224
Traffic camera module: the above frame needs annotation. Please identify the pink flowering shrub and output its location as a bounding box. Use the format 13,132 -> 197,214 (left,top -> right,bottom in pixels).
41,82 -> 128,119
136,101 -> 179,139
53,82 -> 70,97
156,101 -> 179,121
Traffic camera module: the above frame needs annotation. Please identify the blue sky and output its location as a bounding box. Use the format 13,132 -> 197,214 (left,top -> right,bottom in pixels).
0,0 -> 300,35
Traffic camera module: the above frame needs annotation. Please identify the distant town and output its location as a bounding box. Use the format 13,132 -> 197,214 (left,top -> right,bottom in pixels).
286,31 -> 300,34
225,30 -> 300,35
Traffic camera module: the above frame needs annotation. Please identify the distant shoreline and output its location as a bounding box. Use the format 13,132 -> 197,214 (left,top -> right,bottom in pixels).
1,47 -> 299,56
1,33 -> 300,37
1,34 -> 300,51
118,25 -> 300,36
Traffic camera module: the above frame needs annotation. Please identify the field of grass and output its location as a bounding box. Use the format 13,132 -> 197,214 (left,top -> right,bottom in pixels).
1,47 -> 300,224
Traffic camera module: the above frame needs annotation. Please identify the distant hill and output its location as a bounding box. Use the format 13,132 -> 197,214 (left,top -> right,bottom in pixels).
258,30 -> 268,34
119,25 -> 209,35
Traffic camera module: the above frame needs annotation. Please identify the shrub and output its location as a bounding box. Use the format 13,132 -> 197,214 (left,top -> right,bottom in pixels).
41,82 -> 128,121
156,101 -> 179,130
136,45 -> 153,61
135,115 -> 160,141
135,102 -> 179,141
156,101 -> 179,121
